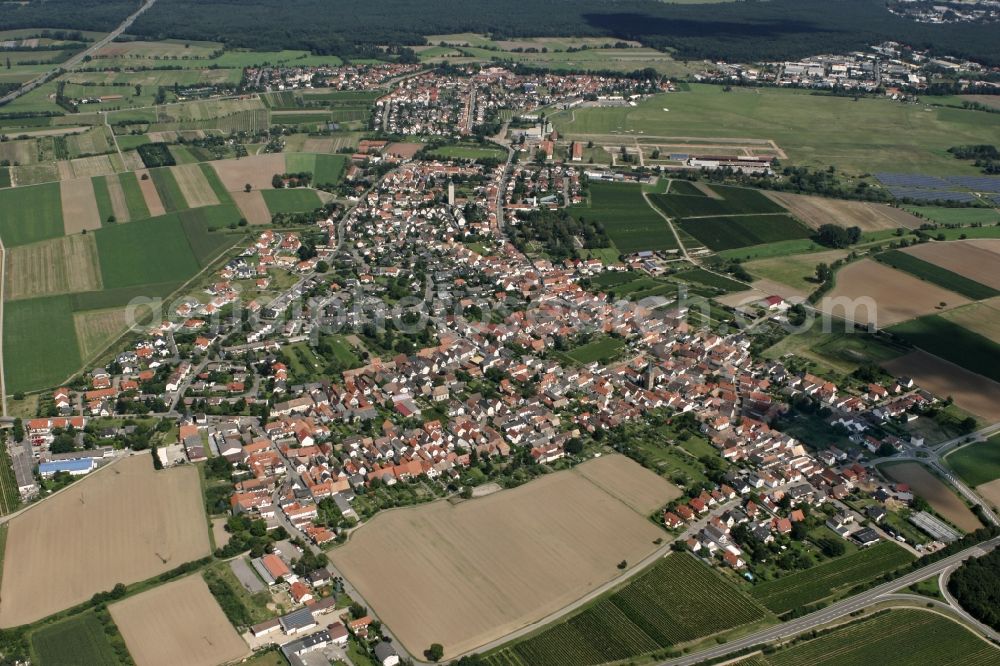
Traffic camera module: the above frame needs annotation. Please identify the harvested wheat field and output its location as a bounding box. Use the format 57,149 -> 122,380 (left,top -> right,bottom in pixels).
172,163 -> 219,208
74,307 -> 132,360
135,169 -> 166,216
883,350 -> 1000,422
977,479 -> 1000,511
110,575 -> 248,666
882,462 -> 982,533
765,192 -> 923,231
331,454 -> 677,656
232,190 -> 271,225
0,455 -> 211,627
212,154 -> 285,192
65,155 -> 120,180
574,453 -> 681,514
901,240 -> 1000,290
5,233 -> 102,300
821,259 -> 969,328
60,177 -> 102,233
941,299 -> 1000,343
104,173 -> 132,222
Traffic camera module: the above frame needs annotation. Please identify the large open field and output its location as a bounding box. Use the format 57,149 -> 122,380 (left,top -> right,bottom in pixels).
551,84 -> 1000,175
212,154 -> 286,192
899,240 -> 1000,291
761,608 -> 999,666
883,350 -> 1000,422
110,575 -> 247,666
745,249 -> 848,293
749,542 -> 913,615
821,259 -> 969,328
60,176 -> 103,233
483,553 -> 769,666
30,611 -> 126,666
876,249 -> 999,300
5,233 -> 102,300
0,182 -> 64,246
888,315 -> 1000,383
0,455 -> 211,627
3,294 -> 81,392
95,214 -> 201,289
765,192 -> 923,231
330,454 -> 678,656
261,188 -> 323,215
172,163 -> 220,208
881,462 -> 982,533
571,182 -> 676,254
946,437 -> 1000,489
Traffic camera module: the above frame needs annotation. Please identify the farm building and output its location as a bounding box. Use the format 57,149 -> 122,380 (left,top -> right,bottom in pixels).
687,155 -> 773,175
38,458 -> 96,478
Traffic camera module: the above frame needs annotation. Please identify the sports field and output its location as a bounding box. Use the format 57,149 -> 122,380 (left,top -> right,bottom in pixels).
484,554 -> 768,666
552,84 -> 1000,175
570,182 -> 676,253
749,542 -> 913,614
0,182 -> 65,246
0,456 -> 211,627
882,462 -> 982,532
762,608 -> 999,666
110,575 -> 247,666
330,454 -> 679,656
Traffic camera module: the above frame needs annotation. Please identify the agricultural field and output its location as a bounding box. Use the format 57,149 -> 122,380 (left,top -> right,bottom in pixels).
261,188 -> 323,215
60,176 -> 102,232
232,190 -> 271,225
172,163 -> 221,208
746,249 -> 848,293
672,267 -> 749,293
110,575 -> 248,666
749,542 -> 913,614
677,214 -> 811,252
551,84 -> 1000,175
428,144 -> 506,161
570,182 -> 676,254
904,205 -> 1000,226
3,294 -> 81,392
883,350 -> 1000,422
880,462 -> 982,533
887,315 -> 1000,383
64,126 -> 114,158
0,456 -> 211,627
0,182 -> 64,246
135,169 -> 166,215
763,323 -> 907,376
940,299 -> 1000,344
95,214 -> 201,288
30,611 -> 126,666
212,154 -> 287,191
821,259 -> 969,328
4,233 -> 102,300
649,184 -> 786,219
11,162 -> 60,186
330,454 -> 678,656
765,192 -> 923,231
875,249 -> 999,300
899,240 -> 1000,291
762,608 -> 998,666
149,166 -> 189,212
484,554 -> 768,666
946,436 -> 1000,489
74,307 -> 132,361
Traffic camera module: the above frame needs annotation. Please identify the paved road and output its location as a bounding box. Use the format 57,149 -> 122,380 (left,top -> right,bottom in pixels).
656,537 -> 1000,666
0,0 -> 159,107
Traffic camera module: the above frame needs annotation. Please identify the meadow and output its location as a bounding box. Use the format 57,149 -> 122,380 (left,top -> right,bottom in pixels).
888,315 -> 1000,383
571,181 -> 676,254
429,144 -> 507,161
749,542 -> 913,614
905,205 -> 1000,226
875,249 -> 998,300
551,84 -> 1000,175
484,554 -> 768,666
762,608 -> 999,666
3,295 -> 81,393
261,188 -> 323,215
95,215 -> 201,288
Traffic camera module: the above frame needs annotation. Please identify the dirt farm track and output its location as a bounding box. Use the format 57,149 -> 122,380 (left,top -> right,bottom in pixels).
330,454 -> 680,657
0,455 -> 211,627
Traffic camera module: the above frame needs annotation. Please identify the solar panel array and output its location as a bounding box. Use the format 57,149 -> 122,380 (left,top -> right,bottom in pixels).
945,175 -> 1000,193
886,188 -> 977,202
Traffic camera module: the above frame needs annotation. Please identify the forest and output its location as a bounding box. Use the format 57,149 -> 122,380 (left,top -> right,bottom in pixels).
2,0 -> 1000,65
947,548 -> 1000,631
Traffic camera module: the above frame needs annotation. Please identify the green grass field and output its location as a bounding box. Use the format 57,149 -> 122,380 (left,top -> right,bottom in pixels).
677,214 -> 812,251
563,336 -> 626,364
673,267 -> 748,292
149,167 -> 188,212
91,175 -> 115,224
119,171 -> 151,220
571,182 -> 676,254
261,188 -> 323,215
749,542 -> 914,615
30,611 -> 125,666
551,84 -> 1000,175
484,554 -> 768,666
197,163 -> 233,204
116,135 -> 151,151
0,167 -> 10,188
875,250 -> 999,300
0,182 -> 64,246
430,144 -> 506,161
650,184 -> 786,219
314,153 -> 348,185
4,295 -> 81,392
763,608 -> 998,666
888,315 -> 1000,383
904,206 -> 1000,226
178,206 -> 243,262
946,435 -> 1000,488
665,179 -> 706,196
95,214 -> 201,289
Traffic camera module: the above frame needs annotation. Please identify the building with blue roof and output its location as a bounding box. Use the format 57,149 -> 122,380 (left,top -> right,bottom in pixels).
38,458 -> 96,477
